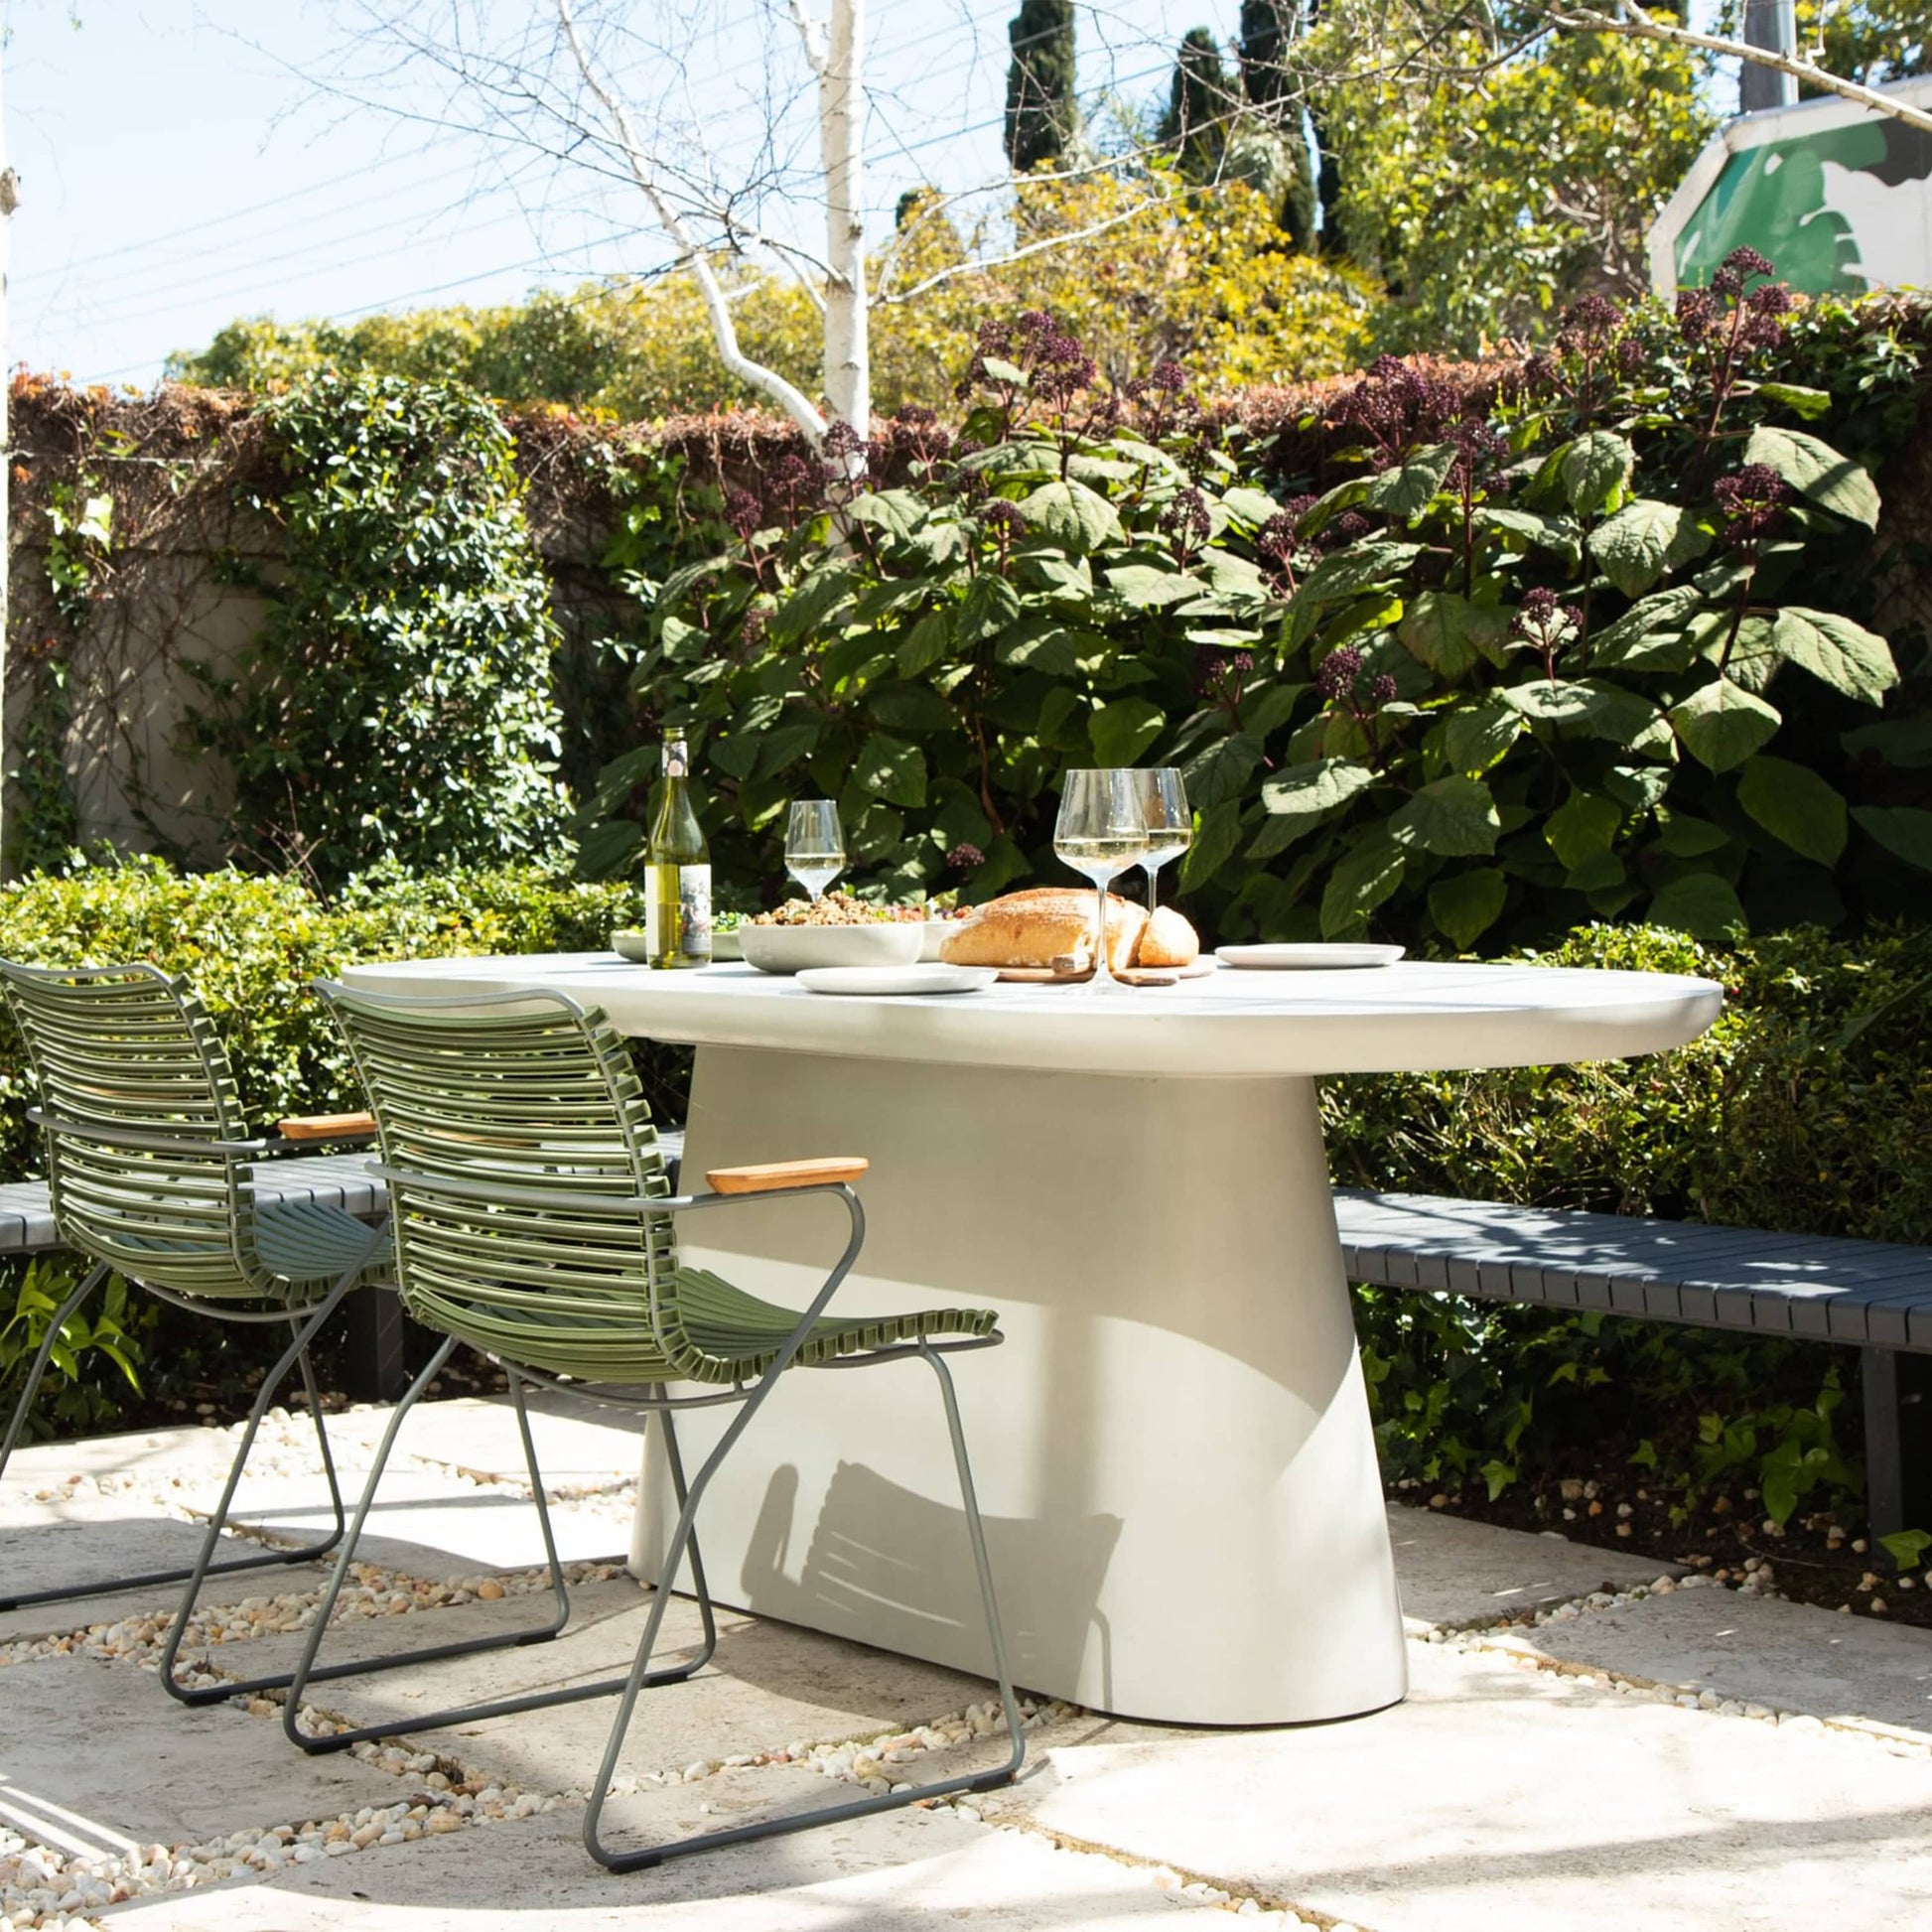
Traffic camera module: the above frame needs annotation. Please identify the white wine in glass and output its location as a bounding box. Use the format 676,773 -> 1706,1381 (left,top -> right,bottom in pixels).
784,799 -> 845,904
1136,767 -> 1192,912
1053,768 -> 1151,992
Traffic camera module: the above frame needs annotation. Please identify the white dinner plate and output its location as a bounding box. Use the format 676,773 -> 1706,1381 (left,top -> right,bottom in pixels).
1215,943 -> 1406,971
796,964 -> 998,997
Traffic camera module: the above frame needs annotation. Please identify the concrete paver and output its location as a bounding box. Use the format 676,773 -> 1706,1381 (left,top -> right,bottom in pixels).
0,1653 -> 403,1850
1387,1500 -> 1678,1628
295,1585 -> 992,1793
9,1402 -> 1932,1932
977,1641 -> 1932,1932
100,1794 -> 1217,1929
1510,1581 -> 1932,1737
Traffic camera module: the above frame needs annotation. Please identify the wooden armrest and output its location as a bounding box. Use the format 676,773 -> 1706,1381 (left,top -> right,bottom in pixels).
277,1111 -> 377,1142
704,1157 -> 869,1195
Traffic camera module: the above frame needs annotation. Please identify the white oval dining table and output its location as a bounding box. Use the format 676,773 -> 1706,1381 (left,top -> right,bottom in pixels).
343,951 -> 1723,1725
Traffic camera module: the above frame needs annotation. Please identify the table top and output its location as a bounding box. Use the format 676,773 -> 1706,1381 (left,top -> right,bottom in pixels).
342,953 -> 1724,1080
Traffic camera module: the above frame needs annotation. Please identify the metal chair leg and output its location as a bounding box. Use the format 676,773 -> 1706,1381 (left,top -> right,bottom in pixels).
4,1267 -> 355,1619
285,1368 -> 719,1754
582,1345 -> 1026,1873
651,1393 -> 718,1671
159,1273 -> 366,1701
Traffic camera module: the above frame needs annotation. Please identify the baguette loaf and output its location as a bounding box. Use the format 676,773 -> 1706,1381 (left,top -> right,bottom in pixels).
939,887 -> 1147,973
1134,904 -> 1199,968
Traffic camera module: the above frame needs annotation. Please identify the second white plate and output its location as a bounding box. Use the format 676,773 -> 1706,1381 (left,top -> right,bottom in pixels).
796,964 -> 998,997
1216,943 -> 1406,971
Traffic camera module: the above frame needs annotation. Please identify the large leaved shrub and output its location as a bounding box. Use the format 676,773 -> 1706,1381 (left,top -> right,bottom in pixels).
596,272 -> 1928,947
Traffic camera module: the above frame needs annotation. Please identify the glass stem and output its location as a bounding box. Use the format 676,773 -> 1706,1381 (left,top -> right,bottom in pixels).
1092,875 -> 1114,987
1146,862 -> 1158,914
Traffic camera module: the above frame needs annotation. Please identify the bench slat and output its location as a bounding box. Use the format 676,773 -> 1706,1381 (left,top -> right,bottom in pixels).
1336,1188 -> 1932,1353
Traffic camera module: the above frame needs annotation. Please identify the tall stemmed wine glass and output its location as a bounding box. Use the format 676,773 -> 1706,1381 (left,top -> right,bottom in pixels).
784,800 -> 845,904
1054,769 -> 1151,993
1136,767 -> 1192,913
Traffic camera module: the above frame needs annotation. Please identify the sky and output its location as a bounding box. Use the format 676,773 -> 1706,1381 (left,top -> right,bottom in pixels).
2,0 -> 1228,388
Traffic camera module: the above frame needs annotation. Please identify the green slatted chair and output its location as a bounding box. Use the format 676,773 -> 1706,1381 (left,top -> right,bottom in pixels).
0,959 -> 574,1713
291,978 -> 1024,1872
0,958 -> 375,1656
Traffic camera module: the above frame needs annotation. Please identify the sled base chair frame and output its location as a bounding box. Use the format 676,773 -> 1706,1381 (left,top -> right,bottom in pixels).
291,977 -> 1025,1873
0,957 -> 575,1718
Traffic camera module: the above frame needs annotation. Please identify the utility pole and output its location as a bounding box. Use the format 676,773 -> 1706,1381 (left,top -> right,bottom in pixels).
1741,0 -> 1798,113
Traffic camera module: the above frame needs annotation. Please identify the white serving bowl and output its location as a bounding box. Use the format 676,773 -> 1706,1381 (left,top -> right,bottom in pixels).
737,921 -> 924,975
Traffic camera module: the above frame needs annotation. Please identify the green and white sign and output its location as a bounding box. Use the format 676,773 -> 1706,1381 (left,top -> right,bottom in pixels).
1649,77 -> 1932,295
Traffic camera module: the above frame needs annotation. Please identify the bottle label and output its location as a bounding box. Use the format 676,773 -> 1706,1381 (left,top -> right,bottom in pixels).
645,865 -> 712,964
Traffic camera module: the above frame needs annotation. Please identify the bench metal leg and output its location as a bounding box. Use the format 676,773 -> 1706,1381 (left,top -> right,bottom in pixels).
583,1343 -> 1025,1874
340,1283 -> 411,1404
280,1363 -> 717,1751
1864,1347 -> 1932,1546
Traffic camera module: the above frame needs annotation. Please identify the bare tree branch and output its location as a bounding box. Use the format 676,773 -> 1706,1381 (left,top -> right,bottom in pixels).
1547,0 -> 1932,136
554,0 -> 828,439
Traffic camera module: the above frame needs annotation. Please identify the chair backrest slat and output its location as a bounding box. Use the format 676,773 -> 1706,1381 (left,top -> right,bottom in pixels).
321,984 -> 709,1385
0,959 -> 266,1299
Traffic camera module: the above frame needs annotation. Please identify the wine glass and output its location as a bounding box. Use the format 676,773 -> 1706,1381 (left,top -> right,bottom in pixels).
784,800 -> 845,904
1136,767 -> 1192,913
1053,769 -> 1151,993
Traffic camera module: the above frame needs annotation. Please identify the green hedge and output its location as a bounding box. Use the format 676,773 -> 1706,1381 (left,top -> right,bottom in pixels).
0,858 -> 648,1181
1324,921 -> 1931,1531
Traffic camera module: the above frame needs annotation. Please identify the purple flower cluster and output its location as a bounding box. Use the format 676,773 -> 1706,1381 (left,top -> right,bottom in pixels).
944,842 -> 986,873
724,487 -> 763,540
1334,355 -> 1466,459
1510,587 -> 1583,678
1677,248 -> 1792,350
1192,643 -> 1255,698
979,499 -> 1029,544
1313,644 -> 1396,709
1713,462 -> 1790,546
1162,485 -> 1212,560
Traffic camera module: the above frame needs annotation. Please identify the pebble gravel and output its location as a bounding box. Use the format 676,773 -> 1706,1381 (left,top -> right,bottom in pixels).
5,1413 -> 1924,1931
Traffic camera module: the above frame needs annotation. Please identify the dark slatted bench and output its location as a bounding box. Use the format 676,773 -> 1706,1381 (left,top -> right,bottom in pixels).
1333,1189 -> 1932,1540
1,1132 -> 687,1403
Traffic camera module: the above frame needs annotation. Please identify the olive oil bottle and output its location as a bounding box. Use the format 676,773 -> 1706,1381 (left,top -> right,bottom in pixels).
641,730 -> 711,968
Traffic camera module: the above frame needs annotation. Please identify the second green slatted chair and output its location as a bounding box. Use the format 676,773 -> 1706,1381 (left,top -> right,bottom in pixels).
289,978 -> 1025,1872
0,958 -> 373,1654
0,958 -> 582,1711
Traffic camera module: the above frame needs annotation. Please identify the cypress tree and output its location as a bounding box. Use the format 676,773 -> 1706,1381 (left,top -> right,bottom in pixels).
1237,0 -> 1290,105
1005,0 -> 1078,172
1158,27 -> 1233,182
1236,0 -> 1315,250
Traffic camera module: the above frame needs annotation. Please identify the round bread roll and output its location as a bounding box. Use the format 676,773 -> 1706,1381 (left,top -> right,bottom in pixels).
1134,904 -> 1199,969
939,887 -> 1147,972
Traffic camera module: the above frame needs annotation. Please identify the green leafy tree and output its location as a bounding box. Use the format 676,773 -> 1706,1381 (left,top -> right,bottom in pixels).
207,372 -> 570,882
1159,27 -> 1235,183
1005,0 -> 1080,171
1317,17 -> 1713,349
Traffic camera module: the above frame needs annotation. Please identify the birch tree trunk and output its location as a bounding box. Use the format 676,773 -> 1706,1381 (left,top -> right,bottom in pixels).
813,0 -> 869,431
0,49 -> 17,874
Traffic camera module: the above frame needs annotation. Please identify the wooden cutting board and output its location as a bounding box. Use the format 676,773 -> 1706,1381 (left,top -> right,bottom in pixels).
996,959 -> 1215,987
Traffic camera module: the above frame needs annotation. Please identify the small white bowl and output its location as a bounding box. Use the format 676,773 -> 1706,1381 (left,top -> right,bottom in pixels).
611,929 -> 651,963
738,922 -> 924,975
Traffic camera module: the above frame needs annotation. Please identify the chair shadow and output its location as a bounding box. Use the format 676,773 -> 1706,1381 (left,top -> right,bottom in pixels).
731,1459 -> 1123,1711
